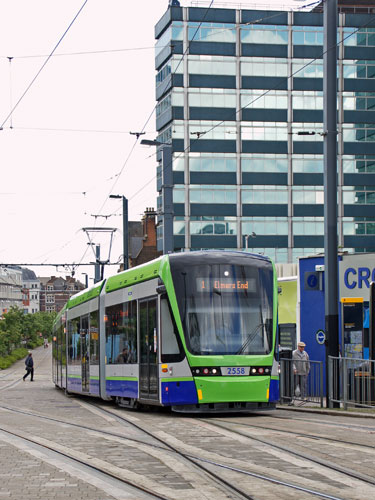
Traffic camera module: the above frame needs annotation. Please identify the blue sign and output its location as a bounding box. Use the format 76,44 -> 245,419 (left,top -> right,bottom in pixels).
308,275 -> 318,288
316,329 -> 326,345
304,271 -> 320,290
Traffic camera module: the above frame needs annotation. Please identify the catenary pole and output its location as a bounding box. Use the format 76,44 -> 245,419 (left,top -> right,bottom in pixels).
324,0 -> 339,408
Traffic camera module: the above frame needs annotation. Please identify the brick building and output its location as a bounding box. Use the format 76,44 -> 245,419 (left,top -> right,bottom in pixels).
39,276 -> 85,313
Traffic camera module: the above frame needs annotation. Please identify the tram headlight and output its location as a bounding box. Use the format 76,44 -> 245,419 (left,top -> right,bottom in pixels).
192,367 -> 221,376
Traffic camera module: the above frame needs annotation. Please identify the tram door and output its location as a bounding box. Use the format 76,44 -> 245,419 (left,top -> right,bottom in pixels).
139,298 -> 159,401
57,325 -> 62,386
81,315 -> 90,392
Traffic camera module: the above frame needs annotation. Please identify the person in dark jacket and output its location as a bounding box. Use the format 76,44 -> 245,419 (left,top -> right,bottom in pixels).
23,351 -> 34,381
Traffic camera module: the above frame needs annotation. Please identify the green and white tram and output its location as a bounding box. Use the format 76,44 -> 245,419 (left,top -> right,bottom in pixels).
52,251 -> 279,412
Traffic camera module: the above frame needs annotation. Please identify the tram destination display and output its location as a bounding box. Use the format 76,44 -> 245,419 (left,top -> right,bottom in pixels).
197,277 -> 256,293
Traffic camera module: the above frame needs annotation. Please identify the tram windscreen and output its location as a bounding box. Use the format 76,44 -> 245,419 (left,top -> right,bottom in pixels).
170,256 -> 274,356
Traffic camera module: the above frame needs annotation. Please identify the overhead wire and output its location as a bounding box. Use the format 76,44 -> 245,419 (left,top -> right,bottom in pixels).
0,0 -> 89,130
130,3 -> 375,204
91,0 -> 217,224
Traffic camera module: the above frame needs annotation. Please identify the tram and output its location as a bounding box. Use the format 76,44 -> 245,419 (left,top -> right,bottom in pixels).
52,251 -> 279,412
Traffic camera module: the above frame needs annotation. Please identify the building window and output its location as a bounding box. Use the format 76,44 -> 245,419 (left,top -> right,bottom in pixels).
293,90 -> 323,110
188,55 -> 236,75
189,88 -> 236,108
241,89 -> 288,109
292,155 -> 323,173
188,22 -> 236,43
190,186 -> 236,204
344,27 -> 375,47
293,26 -> 323,46
343,60 -> 375,79
46,285 -> 53,291
342,155 -> 375,173
242,154 -> 288,173
292,59 -> 323,78
242,217 -> 288,236
241,57 -> 288,77
241,122 -> 288,141
190,217 -> 237,235
46,305 -> 55,312
292,187 -> 324,204
46,295 -> 55,304
241,24 -> 288,45
343,186 -> 375,204
189,120 -> 236,141
293,217 -> 324,235
343,218 -> 375,235
190,154 -> 236,172
242,186 -> 288,204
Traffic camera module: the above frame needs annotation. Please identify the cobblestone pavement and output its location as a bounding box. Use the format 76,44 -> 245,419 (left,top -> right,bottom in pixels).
1,348 -> 375,500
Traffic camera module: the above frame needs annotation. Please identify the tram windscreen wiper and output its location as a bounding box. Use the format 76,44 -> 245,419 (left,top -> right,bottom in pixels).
235,323 -> 264,355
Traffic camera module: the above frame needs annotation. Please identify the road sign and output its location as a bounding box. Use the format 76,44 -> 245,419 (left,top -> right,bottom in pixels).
316,329 -> 326,345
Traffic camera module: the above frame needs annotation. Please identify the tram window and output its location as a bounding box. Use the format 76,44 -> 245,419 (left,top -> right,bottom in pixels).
170,261 -> 273,356
105,300 -> 137,364
68,318 -> 81,364
161,296 -> 185,363
89,311 -> 99,365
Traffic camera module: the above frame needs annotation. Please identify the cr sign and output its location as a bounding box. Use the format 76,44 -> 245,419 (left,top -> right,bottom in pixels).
339,254 -> 375,301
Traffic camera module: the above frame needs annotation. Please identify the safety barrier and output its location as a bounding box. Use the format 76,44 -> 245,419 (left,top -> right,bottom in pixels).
328,356 -> 375,410
279,357 -> 324,407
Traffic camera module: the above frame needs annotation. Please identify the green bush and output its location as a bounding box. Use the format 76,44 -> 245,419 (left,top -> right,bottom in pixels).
0,347 -> 28,370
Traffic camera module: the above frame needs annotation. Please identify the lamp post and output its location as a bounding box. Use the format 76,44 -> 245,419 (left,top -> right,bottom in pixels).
82,273 -> 89,288
244,232 -> 256,250
141,139 -> 173,254
323,0 -> 339,408
109,195 -> 128,271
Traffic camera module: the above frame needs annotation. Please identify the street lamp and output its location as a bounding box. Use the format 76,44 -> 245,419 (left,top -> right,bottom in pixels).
81,273 -> 89,288
141,139 -> 173,254
109,195 -> 128,271
244,232 -> 256,250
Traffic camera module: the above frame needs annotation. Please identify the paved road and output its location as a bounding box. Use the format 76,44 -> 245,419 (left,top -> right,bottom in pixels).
1,347 -> 375,500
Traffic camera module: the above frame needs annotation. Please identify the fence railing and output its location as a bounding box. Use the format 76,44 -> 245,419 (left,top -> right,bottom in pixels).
328,356 -> 375,410
279,358 -> 323,407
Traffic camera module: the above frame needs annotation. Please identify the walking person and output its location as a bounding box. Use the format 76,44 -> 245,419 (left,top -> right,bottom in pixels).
292,342 -> 310,400
23,351 -> 34,382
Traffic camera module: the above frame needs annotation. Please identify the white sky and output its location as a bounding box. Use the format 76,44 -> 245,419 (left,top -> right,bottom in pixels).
0,0 -> 314,286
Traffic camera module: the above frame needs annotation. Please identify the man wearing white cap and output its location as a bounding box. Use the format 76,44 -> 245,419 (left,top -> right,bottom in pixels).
292,342 -> 310,399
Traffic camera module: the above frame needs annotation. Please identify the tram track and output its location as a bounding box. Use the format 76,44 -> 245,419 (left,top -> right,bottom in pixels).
268,412 -> 375,432
2,396 -> 375,499
207,417 -> 375,451
0,425 -> 169,500
0,400 -> 351,500
197,417 -> 375,488
83,402 -> 360,500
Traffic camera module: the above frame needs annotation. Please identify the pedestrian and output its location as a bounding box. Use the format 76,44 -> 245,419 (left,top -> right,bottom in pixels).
116,347 -> 129,364
23,351 -> 34,382
292,341 -> 310,399
44,338 -> 48,348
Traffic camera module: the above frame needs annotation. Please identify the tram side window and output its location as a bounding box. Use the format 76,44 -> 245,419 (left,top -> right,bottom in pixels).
68,318 -> 81,364
62,323 -> 66,367
105,300 -> 137,364
89,310 -> 99,365
161,296 -> 185,363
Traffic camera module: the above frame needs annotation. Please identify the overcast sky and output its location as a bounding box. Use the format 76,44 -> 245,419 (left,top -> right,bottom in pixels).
0,0 -> 314,286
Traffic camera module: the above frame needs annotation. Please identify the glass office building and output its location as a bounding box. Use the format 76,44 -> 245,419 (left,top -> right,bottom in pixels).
154,3 -> 375,263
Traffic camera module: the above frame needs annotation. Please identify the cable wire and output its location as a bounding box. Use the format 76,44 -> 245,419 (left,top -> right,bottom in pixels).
131,7 -> 375,203
0,0 -> 89,130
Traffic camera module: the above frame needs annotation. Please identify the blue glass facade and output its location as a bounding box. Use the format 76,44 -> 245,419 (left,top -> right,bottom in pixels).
154,5 -> 375,263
